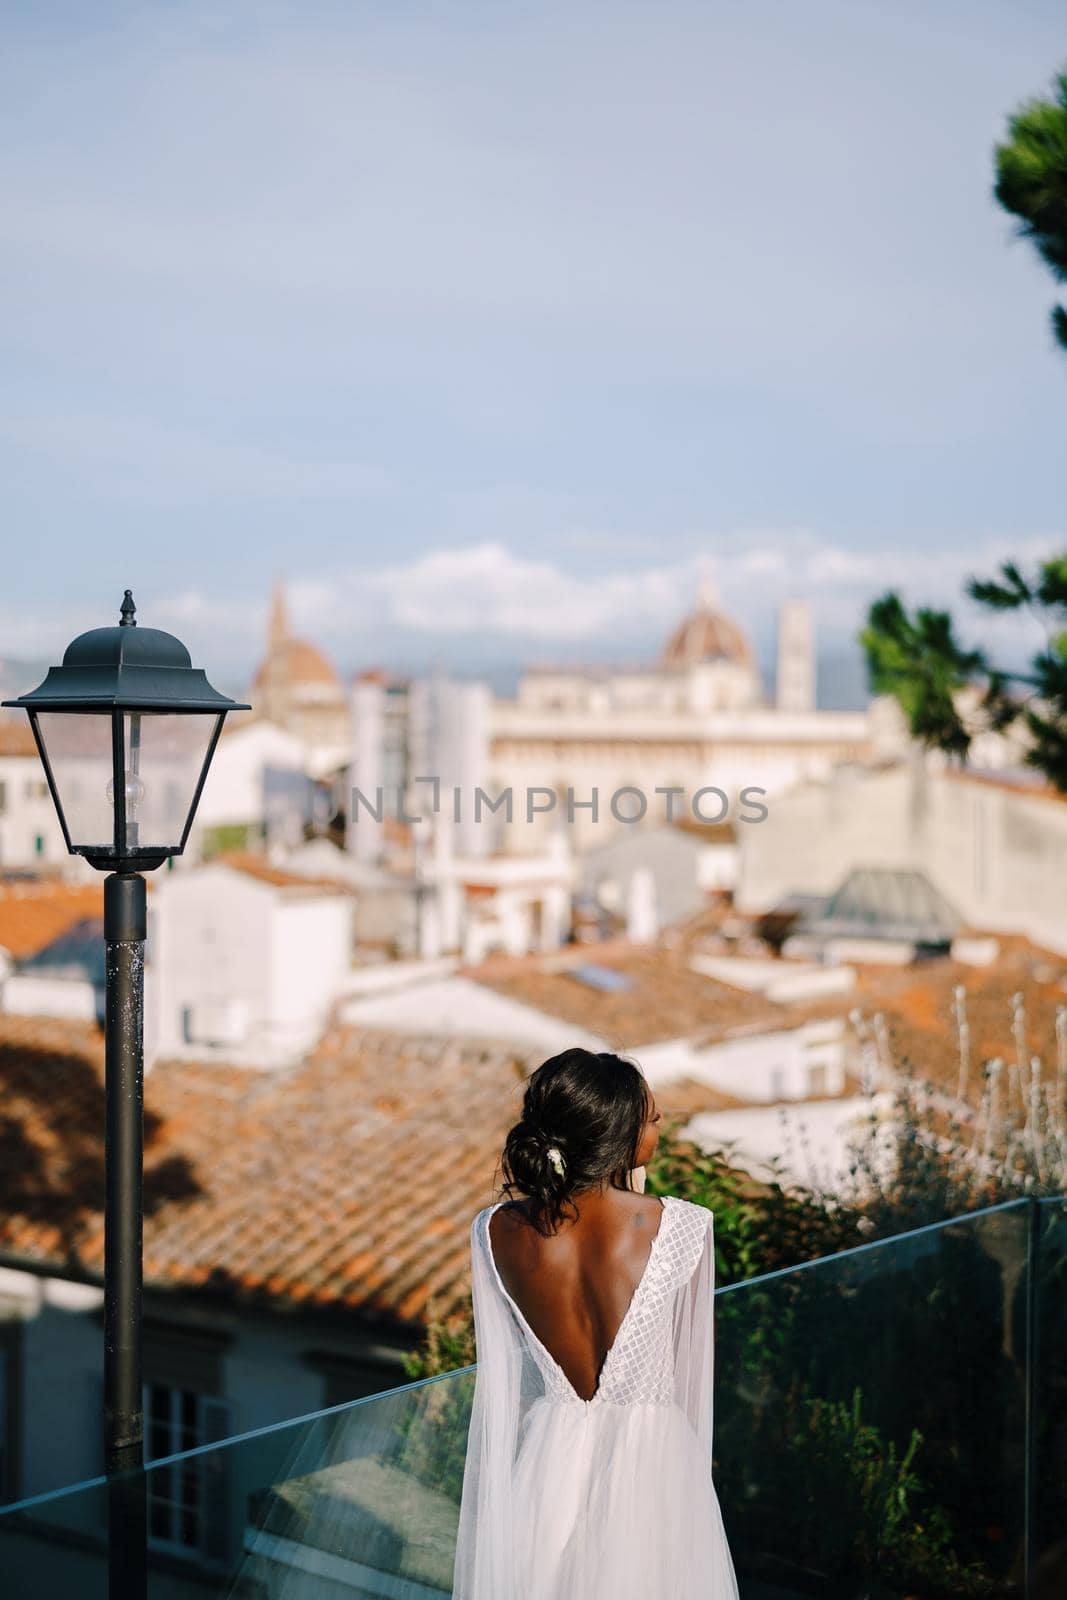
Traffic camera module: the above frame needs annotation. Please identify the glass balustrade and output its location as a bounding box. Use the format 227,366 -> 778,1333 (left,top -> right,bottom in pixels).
1,1195 -> 1063,1599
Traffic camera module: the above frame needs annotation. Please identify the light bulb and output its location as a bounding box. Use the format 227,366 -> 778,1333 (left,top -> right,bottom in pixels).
106,773 -> 146,811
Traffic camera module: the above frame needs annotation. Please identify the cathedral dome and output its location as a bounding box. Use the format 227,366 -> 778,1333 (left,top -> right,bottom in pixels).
659,577 -> 756,670
250,584 -> 341,694
252,637 -> 339,690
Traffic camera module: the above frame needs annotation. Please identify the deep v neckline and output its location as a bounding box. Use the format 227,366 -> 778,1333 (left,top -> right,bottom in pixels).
484,1195 -> 669,1405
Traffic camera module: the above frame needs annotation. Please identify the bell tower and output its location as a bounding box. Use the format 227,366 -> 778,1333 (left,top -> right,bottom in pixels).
775,599 -> 815,712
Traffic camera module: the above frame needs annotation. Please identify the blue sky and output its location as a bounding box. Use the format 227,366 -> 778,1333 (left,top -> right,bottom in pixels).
1,0 -> 1065,690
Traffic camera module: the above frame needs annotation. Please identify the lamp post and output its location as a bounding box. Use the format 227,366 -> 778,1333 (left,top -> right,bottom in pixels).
2,591 -> 249,1599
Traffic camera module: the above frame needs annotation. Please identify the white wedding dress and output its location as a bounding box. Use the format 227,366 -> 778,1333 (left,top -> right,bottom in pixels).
452,1194 -> 741,1600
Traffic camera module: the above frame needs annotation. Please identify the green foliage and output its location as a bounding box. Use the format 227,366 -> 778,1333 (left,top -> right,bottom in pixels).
993,66 -> 1067,352
393,1371 -> 474,1506
647,1114 -> 866,1277
860,593 -> 985,758
199,821 -> 254,858
862,551 -> 1067,792
744,1384 -> 1000,1597
399,1289 -> 476,1383
643,1115 -> 767,1280
967,556 -> 1067,793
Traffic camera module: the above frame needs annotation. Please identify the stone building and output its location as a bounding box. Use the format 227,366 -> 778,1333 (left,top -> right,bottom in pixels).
247,583 -> 350,774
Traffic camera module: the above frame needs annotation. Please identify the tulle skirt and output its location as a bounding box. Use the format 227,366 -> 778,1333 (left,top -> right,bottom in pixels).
511,1397 -> 740,1600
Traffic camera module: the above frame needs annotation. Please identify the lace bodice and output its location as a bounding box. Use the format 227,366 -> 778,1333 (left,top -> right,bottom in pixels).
479,1194 -> 712,1407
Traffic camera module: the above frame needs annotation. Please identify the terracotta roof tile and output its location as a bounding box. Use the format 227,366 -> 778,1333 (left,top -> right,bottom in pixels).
0,882 -> 105,960
211,850 -> 354,894
463,940 -> 786,1047
0,719 -> 39,757
0,1014 -> 541,1329
942,768 -> 1067,807
9,938 -> 1049,1331
780,931 -> 1067,1112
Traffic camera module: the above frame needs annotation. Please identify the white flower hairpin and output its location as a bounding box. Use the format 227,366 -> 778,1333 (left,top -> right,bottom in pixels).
546,1145 -> 566,1177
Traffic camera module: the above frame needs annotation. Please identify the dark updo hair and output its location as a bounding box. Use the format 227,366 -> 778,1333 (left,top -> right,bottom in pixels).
499,1047 -> 652,1235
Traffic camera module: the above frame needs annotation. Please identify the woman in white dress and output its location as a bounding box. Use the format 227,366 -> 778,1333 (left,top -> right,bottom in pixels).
452,1046 -> 741,1600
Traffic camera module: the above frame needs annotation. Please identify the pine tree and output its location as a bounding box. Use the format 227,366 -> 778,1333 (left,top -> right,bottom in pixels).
993,66 -> 1067,352
861,557 -> 1067,791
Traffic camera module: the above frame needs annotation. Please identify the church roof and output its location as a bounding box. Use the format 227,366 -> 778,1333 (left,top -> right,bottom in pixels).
659,579 -> 756,670
251,637 -> 340,689
250,581 -> 341,691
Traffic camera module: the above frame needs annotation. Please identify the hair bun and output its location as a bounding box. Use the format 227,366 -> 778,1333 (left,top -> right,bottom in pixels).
500,1046 -> 649,1234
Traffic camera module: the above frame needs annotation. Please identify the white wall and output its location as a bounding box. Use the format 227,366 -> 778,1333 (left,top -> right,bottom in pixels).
146,865 -> 352,1065
737,758 -> 1067,956
0,757 -> 65,869
269,895 -> 352,1048
341,972 -> 606,1050
685,1090 -> 896,1194
582,824 -> 711,928
488,700 -> 875,853
2,974 -> 101,1022
639,1018 -> 847,1103
193,721 -> 307,832
147,865 -> 271,1058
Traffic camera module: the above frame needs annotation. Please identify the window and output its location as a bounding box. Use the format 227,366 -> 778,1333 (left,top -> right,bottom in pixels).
0,781 -> 6,815
808,1063 -> 828,1096
145,1382 -> 233,1562
91,1318 -> 236,1564
25,779 -> 49,803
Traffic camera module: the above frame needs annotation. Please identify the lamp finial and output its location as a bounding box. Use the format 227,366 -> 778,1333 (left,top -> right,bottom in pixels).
120,590 -> 137,627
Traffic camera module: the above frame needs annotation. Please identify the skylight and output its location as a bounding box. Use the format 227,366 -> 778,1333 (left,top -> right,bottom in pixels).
565,963 -> 634,993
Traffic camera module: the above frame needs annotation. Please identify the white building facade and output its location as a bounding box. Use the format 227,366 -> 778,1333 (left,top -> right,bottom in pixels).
0,728 -> 66,870
344,584 -> 906,865
737,756 -> 1067,957
145,861 -> 353,1066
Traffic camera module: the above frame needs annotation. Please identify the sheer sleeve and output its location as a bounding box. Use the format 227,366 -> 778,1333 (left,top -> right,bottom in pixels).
452,1207 -> 523,1599
671,1206 -> 717,1461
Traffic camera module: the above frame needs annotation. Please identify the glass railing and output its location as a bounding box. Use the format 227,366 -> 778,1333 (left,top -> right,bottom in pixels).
2,1195 -> 1064,1599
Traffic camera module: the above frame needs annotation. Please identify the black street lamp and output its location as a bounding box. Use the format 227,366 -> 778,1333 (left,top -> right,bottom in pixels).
2,591 -> 248,1599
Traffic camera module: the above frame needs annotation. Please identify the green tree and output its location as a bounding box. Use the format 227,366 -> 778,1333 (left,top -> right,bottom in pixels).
860,593 -> 986,760
861,553 -> 1067,791
993,65 -> 1067,351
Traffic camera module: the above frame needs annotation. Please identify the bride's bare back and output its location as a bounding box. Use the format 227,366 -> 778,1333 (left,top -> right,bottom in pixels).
487,1189 -> 666,1402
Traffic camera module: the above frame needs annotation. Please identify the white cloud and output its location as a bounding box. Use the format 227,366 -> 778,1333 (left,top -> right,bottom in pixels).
289,541 -> 690,641
3,533 -> 1063,679
243,531 -> 1067,660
